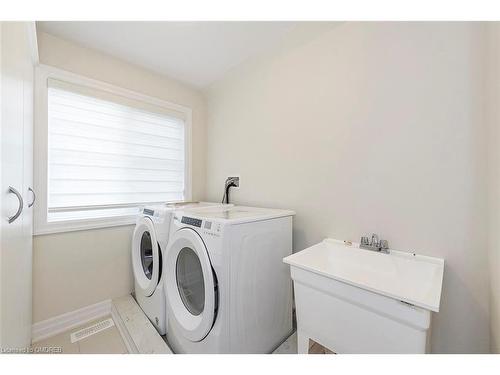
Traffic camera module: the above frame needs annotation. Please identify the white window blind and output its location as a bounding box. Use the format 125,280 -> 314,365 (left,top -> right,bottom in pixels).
47,79 -> 186,222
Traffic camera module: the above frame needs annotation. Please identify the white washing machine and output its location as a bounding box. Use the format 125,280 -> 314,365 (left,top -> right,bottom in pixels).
164,205 -> 295,353
132,202 -> 228,335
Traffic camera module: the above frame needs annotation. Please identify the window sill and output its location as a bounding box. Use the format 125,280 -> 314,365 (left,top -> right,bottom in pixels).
33,215 -> 137,236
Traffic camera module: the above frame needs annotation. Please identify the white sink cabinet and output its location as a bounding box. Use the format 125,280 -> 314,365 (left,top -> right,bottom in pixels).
283,239 -> 444,354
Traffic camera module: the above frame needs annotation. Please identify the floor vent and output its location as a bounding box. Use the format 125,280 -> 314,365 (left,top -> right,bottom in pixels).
70,318 -> 115,343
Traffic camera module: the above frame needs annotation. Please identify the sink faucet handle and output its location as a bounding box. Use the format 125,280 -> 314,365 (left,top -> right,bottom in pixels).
360,236 -> 369,246
380,239 -> 389,250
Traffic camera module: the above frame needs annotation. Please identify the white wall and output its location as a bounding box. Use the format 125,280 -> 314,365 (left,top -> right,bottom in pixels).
487,23 -> 500,354
33,226 -> 133,322
205,22 -> 490,353
33,31 -> 207,323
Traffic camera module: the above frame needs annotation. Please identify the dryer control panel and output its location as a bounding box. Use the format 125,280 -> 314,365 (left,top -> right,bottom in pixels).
142,206 -> 172,225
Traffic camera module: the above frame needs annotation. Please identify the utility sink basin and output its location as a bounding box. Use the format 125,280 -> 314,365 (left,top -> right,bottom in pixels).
283,239 -> 444,354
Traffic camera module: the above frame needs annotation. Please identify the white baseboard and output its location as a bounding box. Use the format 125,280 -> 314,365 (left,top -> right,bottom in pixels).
31,300 -> 112,343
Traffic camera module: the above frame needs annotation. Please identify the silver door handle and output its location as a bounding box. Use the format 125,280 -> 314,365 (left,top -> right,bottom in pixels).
8,186 -> 24,223
28,187 -> 36,208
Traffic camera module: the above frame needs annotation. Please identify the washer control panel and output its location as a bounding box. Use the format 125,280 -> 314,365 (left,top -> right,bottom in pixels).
178,215 -> 223,237
181,216 -> 202,227
203,220 -> 222,237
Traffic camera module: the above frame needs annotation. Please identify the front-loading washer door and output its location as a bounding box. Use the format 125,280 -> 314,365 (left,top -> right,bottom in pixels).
165,228 -> 216,342
132,217 -> 160,297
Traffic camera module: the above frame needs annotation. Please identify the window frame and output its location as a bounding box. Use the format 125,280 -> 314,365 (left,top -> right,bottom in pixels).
34,65 -> 193,235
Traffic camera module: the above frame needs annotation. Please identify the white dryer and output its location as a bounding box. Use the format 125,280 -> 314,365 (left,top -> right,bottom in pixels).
132,202 -> 228,335
164,205 -> 295,353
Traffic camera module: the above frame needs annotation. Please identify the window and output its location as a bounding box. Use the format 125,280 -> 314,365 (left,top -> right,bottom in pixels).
34,66 -> 192,234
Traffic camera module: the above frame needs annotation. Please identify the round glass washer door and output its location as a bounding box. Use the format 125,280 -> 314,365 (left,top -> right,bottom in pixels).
132,216 -> 160,296
176,246 -> 206,316
165,228 -> 216,342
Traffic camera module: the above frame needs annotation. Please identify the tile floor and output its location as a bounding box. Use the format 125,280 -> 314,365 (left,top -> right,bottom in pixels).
309,340 -> 335,354
273,333 -> 334,354
30,295 -> 329,355
273,332 -> 298,354
113,295 -> 171,354
32,316 -> 128,354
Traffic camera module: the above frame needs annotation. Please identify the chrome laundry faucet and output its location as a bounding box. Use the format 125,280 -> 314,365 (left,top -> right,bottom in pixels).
360,233 -> 389,254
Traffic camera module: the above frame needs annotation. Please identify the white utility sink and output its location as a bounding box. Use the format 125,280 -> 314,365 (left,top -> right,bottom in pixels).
283,239 -> 444,354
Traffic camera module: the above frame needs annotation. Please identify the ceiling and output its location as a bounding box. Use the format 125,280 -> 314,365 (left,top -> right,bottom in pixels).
37,21 -> 299,88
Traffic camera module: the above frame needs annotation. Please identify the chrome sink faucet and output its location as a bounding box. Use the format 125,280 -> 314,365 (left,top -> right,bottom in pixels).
360,233 -> 389,254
